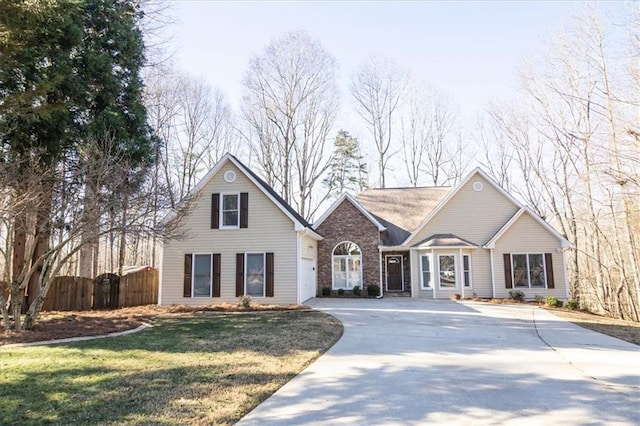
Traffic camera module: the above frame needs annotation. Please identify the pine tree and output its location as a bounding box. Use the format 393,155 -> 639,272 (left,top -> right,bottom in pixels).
323,130 -> 368,197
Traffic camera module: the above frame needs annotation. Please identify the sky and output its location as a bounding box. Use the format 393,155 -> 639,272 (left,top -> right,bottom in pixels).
160,1 -> 630,185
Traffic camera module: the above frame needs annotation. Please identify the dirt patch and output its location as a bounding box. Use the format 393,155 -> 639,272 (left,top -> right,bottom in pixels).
0,304 -> 308,346
544,307 -> 640,346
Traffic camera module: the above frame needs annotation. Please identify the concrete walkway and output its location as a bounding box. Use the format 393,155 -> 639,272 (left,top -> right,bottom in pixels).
239,298 -> 639,425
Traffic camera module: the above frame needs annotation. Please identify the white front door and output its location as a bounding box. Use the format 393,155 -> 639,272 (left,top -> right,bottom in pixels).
300,259 -> 316,302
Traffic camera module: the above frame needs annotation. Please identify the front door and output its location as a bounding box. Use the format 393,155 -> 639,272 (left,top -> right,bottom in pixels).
386,255 -> 403,291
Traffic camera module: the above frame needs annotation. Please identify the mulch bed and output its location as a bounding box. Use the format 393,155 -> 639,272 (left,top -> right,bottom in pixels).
0,304 -> 308,346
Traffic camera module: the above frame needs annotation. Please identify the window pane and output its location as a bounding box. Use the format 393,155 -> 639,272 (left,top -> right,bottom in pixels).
439,255 -> 456,288
421,256 -> 431,288
223,211 -> 238,226
348,257 -> 361,289
529,254 -> 545,287
333,242 -> 361,256
333,258 -> 347,288
463,255 -> 471,287
223,194 -> 238,210
193,254 -> 211,297
246,254 -> 264,297
512,254 -> 528,287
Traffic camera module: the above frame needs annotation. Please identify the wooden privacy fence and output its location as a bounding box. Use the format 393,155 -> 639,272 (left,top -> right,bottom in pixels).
38,268 -> 158,311
42,276 -> 94,311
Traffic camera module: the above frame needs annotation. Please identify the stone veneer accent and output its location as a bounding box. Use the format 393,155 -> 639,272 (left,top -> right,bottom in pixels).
316,199 -> 381,294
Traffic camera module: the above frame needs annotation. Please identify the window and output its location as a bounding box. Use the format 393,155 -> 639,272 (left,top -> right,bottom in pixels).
332,242 -> 362,289
463,255 -> 471,288
421,255 -> 432,288
193,254 -> 212,297
221,193 -> 239,228
438,254 -> 456,289
236,252 -> 273,297
512,253 -> 546,288
184,254 -> 220,298
246,253 -> 265,297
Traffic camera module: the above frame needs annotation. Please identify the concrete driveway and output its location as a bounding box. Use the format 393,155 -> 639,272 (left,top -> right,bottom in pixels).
239,299 -> 639,425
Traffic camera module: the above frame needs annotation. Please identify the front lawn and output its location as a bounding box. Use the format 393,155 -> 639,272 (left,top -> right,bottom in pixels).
0,311 -> 342,425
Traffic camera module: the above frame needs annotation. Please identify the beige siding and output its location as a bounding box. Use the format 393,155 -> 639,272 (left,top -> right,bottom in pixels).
493,212 -> 566,300
161,162 -> 299,306
301,235 -> 317,260
407,174 -> 518,247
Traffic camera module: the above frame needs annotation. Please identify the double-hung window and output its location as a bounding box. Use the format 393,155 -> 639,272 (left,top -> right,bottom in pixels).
438,254 -> 456,289
512,253 -> 546,288
463,255 -> 471,288
221,193 -> 239,228
421,255 -> 432,289
245,253 -> 265,297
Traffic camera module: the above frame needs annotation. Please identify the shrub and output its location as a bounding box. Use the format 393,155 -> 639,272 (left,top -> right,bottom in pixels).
321,287 -> 331,297
534,295 -> 545,305
367,284 -> 380,297
509,290 -> 525,302
567,299 -> 579,310
238,295 -> 252,308
546,296 -> 563,308
353,285 -> 361,296
337,288 -> 345,296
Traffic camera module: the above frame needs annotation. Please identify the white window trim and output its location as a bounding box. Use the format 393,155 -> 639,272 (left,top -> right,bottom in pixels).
511,253 -> 547,289
385,255 -> 404,291
192,253 -> 212,298
437,253 -> 458,291
331,241 -> 363,290
463,254 -> 472,288
245,252 -> 266,298
220,192 -> 240,229
420,254 -> 432,289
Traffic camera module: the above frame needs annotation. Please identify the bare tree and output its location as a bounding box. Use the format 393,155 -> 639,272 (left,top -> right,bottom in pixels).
351,56 -> 406,188
400,82 -> 464,186
242,30 -> 339,220
480,7 -> 640,321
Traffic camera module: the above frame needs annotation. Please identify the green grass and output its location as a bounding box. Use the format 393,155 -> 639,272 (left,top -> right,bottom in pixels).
0,311 -> 342,425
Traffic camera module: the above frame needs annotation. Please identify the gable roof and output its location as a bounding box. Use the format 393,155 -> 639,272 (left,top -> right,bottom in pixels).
162,153 -> 321,239
484,206 -> 571,249
401,168 -> 522,246
313,193 -> 386,231
356,186 -> 452,245
413,233 -> 479,248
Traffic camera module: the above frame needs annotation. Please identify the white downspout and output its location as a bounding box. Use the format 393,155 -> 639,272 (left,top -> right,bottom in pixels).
490,248 -> 496,298
459,248 -> 464,299
296,233 -> 302,305
377,249 -> 383,298
562,248 -> 570,300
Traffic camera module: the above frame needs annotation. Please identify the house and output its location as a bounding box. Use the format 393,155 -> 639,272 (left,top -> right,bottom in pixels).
314,168 -> 571,300
160,156 -> 570,305
159,153 -> 322,306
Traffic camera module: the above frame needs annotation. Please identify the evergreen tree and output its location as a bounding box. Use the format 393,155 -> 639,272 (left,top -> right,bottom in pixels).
323,130 -> 368,198
0,0 -> 156,330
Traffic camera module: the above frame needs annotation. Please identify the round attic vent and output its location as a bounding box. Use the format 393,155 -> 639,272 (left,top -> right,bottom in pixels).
472,181 -> 484,192
223,170 -> 236,183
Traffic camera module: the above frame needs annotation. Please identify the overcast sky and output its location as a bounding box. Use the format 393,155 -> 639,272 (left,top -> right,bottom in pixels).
160,1 -> 630,185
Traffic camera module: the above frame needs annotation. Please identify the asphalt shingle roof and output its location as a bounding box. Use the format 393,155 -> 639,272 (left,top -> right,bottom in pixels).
356,187 -> 452,245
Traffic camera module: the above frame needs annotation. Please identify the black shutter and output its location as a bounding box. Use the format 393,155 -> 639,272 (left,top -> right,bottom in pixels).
236,253 -> 244,297
211,193 -> 220,229
240,192 -> 248,228
503,253 -> 512,289
212,254 -> 221,297
183,254 -> 192,297
545,253 -> 555,289
266,252 -> 274,297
